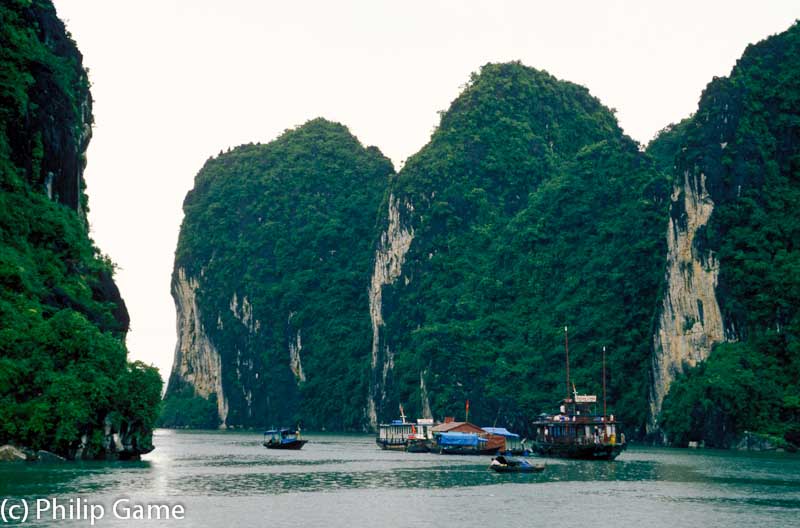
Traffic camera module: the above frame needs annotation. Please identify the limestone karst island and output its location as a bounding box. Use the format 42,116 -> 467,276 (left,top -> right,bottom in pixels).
1,1 -> 798,526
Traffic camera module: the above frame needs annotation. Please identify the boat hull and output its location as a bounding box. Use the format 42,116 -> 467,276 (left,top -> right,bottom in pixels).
437,446 -> 499,456
531,442 -> 625,460
376,439 -> 407,451
405,440 -> 431,453
490,464 -> 545,473
264,439 -> 308,450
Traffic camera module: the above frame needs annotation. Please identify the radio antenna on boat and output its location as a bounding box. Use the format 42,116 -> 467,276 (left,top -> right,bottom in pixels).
602,346 -> 607,423
564,326 -> 571,402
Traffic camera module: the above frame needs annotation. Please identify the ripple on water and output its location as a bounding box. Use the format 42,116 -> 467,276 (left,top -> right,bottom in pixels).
1,432 -> 799,528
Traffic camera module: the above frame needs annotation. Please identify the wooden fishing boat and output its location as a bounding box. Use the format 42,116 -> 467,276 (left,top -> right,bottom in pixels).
530,405 -> 626,460
489,455 -> 545,473
263,428 -> 308,450
530,328 -> 626,461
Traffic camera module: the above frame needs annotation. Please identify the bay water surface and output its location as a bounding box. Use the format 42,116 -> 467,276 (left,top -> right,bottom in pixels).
1,429 -> 799,527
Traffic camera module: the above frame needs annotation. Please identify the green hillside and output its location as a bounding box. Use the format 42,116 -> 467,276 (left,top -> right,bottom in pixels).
656,22 -> 800,448
374,62 -> 670,434
0,0 -> 161,459
163,119 -> 393,430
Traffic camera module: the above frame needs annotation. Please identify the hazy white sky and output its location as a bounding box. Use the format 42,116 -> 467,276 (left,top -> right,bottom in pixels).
54,0 -> 799,382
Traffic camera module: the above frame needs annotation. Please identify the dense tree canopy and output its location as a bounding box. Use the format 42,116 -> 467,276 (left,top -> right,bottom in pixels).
0,0 -> 161,458
165,28 -> 799,448
376,62 -> 669,435
657,22 -> 800,448
165,119 -> 393,430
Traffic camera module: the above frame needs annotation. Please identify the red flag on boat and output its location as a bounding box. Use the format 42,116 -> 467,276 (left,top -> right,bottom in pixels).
466,399 -> 470,421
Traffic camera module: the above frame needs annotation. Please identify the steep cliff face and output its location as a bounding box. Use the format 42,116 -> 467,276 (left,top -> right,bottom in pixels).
164,119 -> 393,430
0,0 -> 161,459
367,62 -> 669,433
1,0 -> 93,214
167,26 -> 799,439
168,64 -> 671,434
367,194 -> 415,427
170,268 -> 229,425
649,169 -> 731,428
650,22 -> 800,446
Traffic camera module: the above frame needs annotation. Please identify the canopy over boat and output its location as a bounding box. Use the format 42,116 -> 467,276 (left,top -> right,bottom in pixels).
436,432 -> 487,447
264,428 -> 295,435
481,427 -> 520,438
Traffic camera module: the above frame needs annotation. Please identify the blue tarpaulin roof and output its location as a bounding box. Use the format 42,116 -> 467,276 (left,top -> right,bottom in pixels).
481,427 -> 520,438
436,432 -> 487,447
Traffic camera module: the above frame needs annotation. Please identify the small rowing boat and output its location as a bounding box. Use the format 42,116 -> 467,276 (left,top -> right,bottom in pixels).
489,455 -> 545,473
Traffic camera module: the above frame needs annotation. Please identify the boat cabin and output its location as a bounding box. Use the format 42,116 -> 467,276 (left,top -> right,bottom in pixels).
264,428 -> 299,445
532,396 -> 622,447
376,418 -> 436,449
532,331 -> 626,460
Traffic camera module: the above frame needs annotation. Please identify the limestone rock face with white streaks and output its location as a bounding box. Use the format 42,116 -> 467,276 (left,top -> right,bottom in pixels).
649,170 -> 732,431
366,195 -> 415,427
163,119 -> 392,430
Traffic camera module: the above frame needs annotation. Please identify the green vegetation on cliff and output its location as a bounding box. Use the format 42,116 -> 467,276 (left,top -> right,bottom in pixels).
158,383 -> 220,429
657,23 -> 800,448
166,29 -> 799,444
375,62 -> 670,434
0,0 -> 161,458
165,119 -> 393,430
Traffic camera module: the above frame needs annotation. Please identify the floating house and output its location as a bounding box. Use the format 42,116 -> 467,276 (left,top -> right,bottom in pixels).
482,427 -> 527,455
431,420 -> 505,454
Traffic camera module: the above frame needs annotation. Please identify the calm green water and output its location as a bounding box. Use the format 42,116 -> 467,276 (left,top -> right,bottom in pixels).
1,429 -> 799,527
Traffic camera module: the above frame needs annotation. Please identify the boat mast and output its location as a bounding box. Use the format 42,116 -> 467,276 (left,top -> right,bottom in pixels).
602,346 -> 607,423
564,326 -> 570,403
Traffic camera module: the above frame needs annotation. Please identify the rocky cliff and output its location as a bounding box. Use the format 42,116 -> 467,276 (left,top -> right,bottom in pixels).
0,0 -> 161,459
648,168 -> 732,430
167,24 -> 799,442
168,64 -> 671,434
1,0 -> 92,215
365,62 -> 669,433
170,268 -> 229,424
367,194 -> 415,427
162,119 -> 393,430
649,22 -> 800,446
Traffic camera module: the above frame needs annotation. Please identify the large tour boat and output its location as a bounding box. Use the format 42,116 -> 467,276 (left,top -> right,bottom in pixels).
530,396 -> 625,460
530,327 -> 626,461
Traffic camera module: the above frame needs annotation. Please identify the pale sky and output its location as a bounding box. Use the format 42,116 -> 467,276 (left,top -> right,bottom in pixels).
54,0 -> 799,383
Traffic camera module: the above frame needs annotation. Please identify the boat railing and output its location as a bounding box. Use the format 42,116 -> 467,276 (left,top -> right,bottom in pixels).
537,434 -> 622,446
